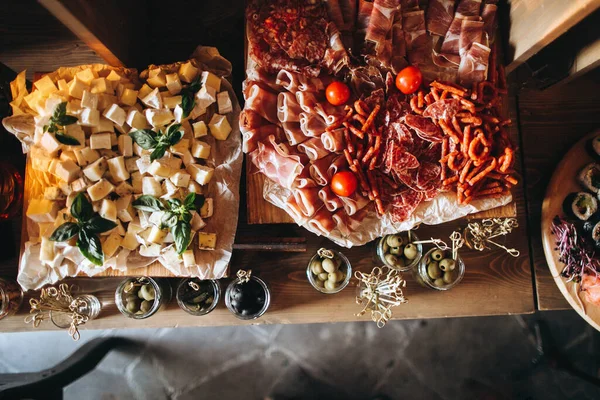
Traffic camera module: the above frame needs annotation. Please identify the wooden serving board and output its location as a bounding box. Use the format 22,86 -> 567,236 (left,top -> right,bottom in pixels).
541,129 -> 600,331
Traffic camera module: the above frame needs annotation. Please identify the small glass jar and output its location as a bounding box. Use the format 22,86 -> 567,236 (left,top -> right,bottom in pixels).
0,277 -> 23,320
225,275 -> 270,320
176,278 -> 220,316
414,248 -> 465,291
50,294 -> 102,328
306,250 -> 352,294
115,277 -> 172,319
376,231 -> 423,272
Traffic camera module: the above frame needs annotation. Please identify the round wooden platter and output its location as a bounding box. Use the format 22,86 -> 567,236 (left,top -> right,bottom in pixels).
541,129 -> 600,331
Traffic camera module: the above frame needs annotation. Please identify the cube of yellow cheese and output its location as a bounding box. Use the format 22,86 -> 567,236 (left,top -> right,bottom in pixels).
198,232 -> 217,250
208,113 -> 232,141
166,73 -> 182,95
91,117 -> 114,134
76,68 -> 96,85
137,84 -> 153,100
91,78 -> 111,94
201,70 -> 221,91
100,199 -> 118,221
187,164 -> 214,185
106,70 -> 122,83
103,103 -> 126,126
170,138 -> 189,156
148,159 -> 171,177
34,75 -> 58,95
90,133 -> 112,150
27,198 -> 59,223
106,156 -> 130,182
145,108 -> 174,127
126,109 -> 149,130
118,135 -> 133,157
74,148 -> 100,167
102,231 -> 122,259
57,79 -> 69,96
120,88 -> 138,106
148,225 -> 167,244
87,179 -> 114,201
68,76 -> 90,99
193,121 -> 207,138
81,90 -> 99,109
178,62 -> 198,83
182,249 -> 196,268
79,108 -> 100,127
191,141 -> 211,159
120,231 -> 140,251
147,69 -> 167,87
83,157 -> 107,181
217,91 -> 233,114
141,88 -> 163,109
142,177 -> 162,197
200,198 -> 214,218
54,159 -> 81,183
162,95 -> 182,109
169,171 -> 190,187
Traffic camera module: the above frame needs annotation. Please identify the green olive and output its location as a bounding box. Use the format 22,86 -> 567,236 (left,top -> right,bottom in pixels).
317,272 -> 329,281
126,301 -> 139,313
404,244 -> 418,260
433,278 -> 445,287
126,294 -> 138,304
137,288 -> 145,299
439,258 -> 456,272
322,258 -> 337,273
386,235 -> 403,248
334,256 -> 343,268
395,257 -> 406,268
389,246 -> 402,255
431,249 -> 444,261
206,296 -> 214,305
385,254 -> 398,266
140,300 -> 152,313
443,270 -> 456,284
337,272 -> 346,283
140,284 -> 156,301
328,271 -> 344,283
324,280 -> 337,290
192,293 -> 208,304
427,261 -> 442,280
382,240 -> 390,253
314,279 -> 325,288
310,259 -> 325,275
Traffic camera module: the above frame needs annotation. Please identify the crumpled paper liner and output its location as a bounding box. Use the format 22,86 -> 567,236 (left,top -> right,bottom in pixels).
263,179 -> 511,248
11,46 -> 243,290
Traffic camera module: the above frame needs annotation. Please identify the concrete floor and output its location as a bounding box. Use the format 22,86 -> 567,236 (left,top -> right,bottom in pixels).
1,311 -> 599,400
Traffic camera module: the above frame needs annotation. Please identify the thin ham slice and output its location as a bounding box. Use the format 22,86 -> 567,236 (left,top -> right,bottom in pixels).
282,122 -> 309,146
456,0 -> 482,17
249,135 -> 304,189
328,155 -> 349,178
390,5 -> 408,73
404,115 -> 444,142
307,208 -> 337,235
333,208 -> 368,236
240,109 -> 267,131
242,124 -> 284,153
310,154 -> 337,186
296,91 -> 320,113
459,19 -> 484,57
277,92 -> 303,123
426,0 -> 457,36
323,22 -> 351,74
321,128 -> 345,152
365,0 -> 400,46
244,83 -> 279,124
284,196 -> 308,222
403,10 -> 429,65
276,70 -> 301,92
340,192 -> 370,215
300,113 -> 328,137
458,42 -> 491,86
481,3 -> 497,43
315,102 -> 345,126
295,166 -> 317,188
245,68 -> 283,92
319,186 -> 344,212
293,187 -> 321,217
439,15 -> 478,55
298,137 -> 330,160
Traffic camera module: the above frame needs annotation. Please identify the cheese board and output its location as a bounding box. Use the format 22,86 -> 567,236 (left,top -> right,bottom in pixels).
541,130 -> 600,331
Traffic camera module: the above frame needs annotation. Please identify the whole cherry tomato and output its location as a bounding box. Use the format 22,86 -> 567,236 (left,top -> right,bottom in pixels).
395,66 -> 423,94
325,81 -> 351,106
331,171 -> 358,197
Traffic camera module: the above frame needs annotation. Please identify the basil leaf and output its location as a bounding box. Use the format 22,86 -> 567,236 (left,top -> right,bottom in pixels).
150,145 -> 167,161
167,198 -> 182,210
49,222 -> 80,242
132,195 -> 164,212
160,211 -> 178,229
77,229 -> 104,266
171,221 -> 192,255
55,132 -> 81,146
181,211 -> 192,223
53,102 -> 67,120
167,129 -> 183,146
47,124 -> 58,133
84,215 -> 117,234
129,130 -> 158,150
194,194 -> 205,211
181,94 -> 194,118
71,193 -> 93,222
57,115 -> 78,126
184,192 -> 196,210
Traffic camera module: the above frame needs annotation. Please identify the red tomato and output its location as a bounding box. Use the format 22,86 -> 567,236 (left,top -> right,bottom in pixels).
395,66 -> 422,94
325,81 -> 351,106
331,171 -> 358,197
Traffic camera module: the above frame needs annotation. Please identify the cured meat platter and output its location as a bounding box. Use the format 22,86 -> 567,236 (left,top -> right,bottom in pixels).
542,130 -> 600,331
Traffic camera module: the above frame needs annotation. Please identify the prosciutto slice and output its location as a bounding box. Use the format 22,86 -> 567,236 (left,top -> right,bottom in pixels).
459,19 -> 484,57
309,154 -> 337,186
333,208 -> 368,236
307,208 -> 337,236
439,15 -> 478,55
365,0 -> 399,45
323,22 -> 351,74
319,186 -> 344,212
276,70 -> 301,92
357,0 -> 374,33
282,122 -> 309,146
249,135 -> 304,189
240,109 -> 267,131
426,0 -> 457,36
315,102 -> 345,126
277,92 -> 303,123
403,10 -> 429,65
321,128 -> 345,152
300,113 -> 328,137
340,192 -> 370,215
284,196 -> 308,222
458,42 -> 490,86
328,155 -> 348,177
296,91 -> 320,113
456,0 -> 482,17
293,187 -> 321,217
481,3 -> 497,43
244,82 -> 279,124
390,5 -> 407,72
242,124 -> 284,153
298,137 -> 330,160
404,115 -> 443,142
295,166 -> 317,188
245,68 -> 283,92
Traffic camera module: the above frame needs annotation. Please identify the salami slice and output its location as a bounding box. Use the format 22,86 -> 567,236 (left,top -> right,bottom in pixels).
423,98 -> 461,121
405,114 -> 444,142
417,161 -> 442,188
392,150 -> 420,172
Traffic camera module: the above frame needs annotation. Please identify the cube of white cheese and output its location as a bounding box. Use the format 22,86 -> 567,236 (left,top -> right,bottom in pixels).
64,124 -> 85,146
200,198 -> 214,218
66,99 -> 82,116
27,198 -> 59,223
116,195 -> 135,222
54,159 -> 81,183
44,186 -> 65,200
190,212 -> 206,231
169,138 -> 190,156
90,117 -> 114,134
148,159 -> 171,178
79,108 -> 100,127
193,121 -> 207,138
115,181 -> 134,197
124,156 -> 139,172
106,156 -> 130,182
141,87 -> 163,109
166,73 -> 182,95
164,156 -> 182,171
162,95 -> 182,109
87,179 -> 114,201
181,149 -> 195,167
97,94 -> 118,112
142,177 -> 163,197
170,171 -> 191,187
208,113 -> 232,140
90,133 -> 112,150
40,237 -> 56,262
178,62 -> 199,83
182,249 -> 196,268
100,199 -> 118,221
103,104 -> 126,126
120,88 -> 138,106
217,91 -> 233,114
81,90 -> 99,109
44,95 -> 64,116
131,171 -> 143,193
161,179 -> 178,198
121,232 -> 140,251
145,108 -> 174,127
148,225 -> 167,244
195,85 -> 216,110
136,155 -> 152,174
34,75 -> 58,94
187,164 -> 214,185
201,70 -> 221,91
102,231 -> 122,259
60,150 -> 77,164
91,77 -> 112,95
68,76 -> 90,99
126,109 -> 149,130
191,141 -> 211,159
187,180 -> 203,194
40,132 -> 62,156
118,135 -> 133,157
198,232 -> 217,250
74,148 -> 100,166
71,177 -> 89,193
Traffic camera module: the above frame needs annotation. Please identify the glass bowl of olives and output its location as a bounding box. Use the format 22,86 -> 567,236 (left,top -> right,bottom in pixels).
225,275 -> 270,320
415,248 -> 465,290
176,278 -> 220,316
115,277 -> 172,319
306,249 -> 352,294
376,231 -> 422,272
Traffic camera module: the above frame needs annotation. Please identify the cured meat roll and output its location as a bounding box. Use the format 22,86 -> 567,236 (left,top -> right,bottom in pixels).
321,128 -> 345,152
249,135 -> 304,189
298,137 -> 330,160
299,113 -> 328,137
282,122 -> 309,146
426,0 -> 457,36
244,82 -> 279,124
293,187 -> 321,217
319,186 -> 345,212
310,154 -> 337,186
307,208 -> 337,235
277,92 -> 303,123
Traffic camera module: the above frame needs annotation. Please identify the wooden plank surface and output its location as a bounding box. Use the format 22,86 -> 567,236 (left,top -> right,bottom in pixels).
505,0 -> 600,73
519,68 -> 600,311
